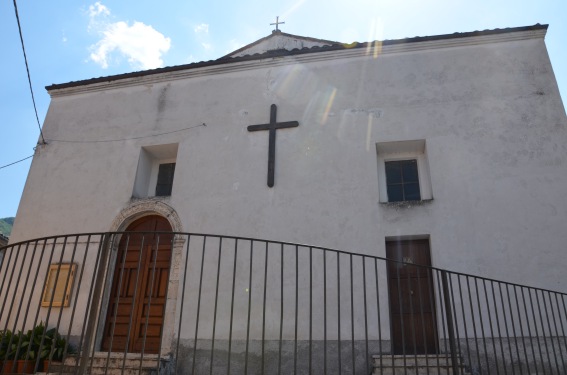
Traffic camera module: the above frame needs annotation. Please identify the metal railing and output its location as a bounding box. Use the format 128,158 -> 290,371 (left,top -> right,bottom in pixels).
0,232 -> 566,374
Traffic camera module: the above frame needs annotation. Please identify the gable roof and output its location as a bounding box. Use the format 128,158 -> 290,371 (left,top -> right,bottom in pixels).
46,24 -> 548,92
222,30 -> 338,58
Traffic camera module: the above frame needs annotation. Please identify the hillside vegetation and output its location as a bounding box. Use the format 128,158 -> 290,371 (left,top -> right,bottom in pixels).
0,217 -> 14,237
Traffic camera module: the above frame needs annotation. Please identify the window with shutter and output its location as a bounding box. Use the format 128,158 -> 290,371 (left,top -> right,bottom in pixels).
155,163 -> 176,196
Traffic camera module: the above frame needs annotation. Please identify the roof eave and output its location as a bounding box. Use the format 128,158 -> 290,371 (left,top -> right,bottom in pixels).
46,24 -> 548,92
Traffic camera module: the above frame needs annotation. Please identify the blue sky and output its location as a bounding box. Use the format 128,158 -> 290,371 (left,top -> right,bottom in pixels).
1,0 -> 566,219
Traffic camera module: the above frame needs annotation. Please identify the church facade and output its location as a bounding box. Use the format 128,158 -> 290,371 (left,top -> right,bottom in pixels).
3,24 -> 567,373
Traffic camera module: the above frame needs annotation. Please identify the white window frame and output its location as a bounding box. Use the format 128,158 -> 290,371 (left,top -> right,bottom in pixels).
132,143 -> 178,199
376,139 -> 433,203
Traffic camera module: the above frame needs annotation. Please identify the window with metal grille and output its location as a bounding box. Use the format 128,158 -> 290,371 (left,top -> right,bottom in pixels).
155,163 -> 176,196
385,159 -> 421,202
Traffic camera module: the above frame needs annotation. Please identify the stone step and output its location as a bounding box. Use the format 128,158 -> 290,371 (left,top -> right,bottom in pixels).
374,354 -> 455,367
37,353 -> 166,375
373,354 -> 471,375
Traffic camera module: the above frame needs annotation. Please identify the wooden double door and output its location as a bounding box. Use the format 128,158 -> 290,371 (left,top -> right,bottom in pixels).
102,215 -> 173,353
386,239 -> 438,355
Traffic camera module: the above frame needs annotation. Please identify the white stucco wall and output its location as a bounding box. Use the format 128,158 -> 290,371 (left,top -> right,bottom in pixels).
10,29 -> 567,293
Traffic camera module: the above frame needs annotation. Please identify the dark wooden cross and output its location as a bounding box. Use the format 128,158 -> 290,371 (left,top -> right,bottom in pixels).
270,16 -> 285,31
248,104 -> 299,187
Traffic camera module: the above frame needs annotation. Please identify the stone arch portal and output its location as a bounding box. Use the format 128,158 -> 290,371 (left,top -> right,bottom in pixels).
101,199 -> 184,355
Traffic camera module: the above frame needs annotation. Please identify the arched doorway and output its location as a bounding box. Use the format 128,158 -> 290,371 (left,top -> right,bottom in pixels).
101,215 -> 173,353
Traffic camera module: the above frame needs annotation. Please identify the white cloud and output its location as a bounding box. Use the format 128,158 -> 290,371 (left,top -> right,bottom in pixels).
88,2 -> 109,18
87,2 -> 171,70
201,42 -> 212,50
194,23 -> 209,34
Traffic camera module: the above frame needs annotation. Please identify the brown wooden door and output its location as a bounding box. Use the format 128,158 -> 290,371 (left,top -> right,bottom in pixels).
386,239 -> 438,355
102,215 -> 173,353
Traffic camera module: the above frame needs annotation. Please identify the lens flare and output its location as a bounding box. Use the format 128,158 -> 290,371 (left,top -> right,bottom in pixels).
321,88 -> 337,125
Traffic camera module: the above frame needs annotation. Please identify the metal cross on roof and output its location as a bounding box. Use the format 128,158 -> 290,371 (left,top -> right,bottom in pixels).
270,16 -> 285,31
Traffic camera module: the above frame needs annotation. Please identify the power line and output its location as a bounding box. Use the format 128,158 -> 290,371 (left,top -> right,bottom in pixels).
48,123 -> 206,143
12,0 -> 46,145
0,123 -> 206,169
0,155 -> 33,170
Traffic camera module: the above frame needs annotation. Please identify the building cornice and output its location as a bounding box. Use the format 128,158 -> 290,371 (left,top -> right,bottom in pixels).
47,26 -> 547,98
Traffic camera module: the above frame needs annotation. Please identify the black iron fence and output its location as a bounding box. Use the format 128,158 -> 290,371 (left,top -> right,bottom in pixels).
0,232 -> 566,374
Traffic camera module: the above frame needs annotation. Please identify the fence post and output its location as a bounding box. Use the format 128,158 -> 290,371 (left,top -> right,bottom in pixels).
441,270 -> 460,374
78,233 -> 113,374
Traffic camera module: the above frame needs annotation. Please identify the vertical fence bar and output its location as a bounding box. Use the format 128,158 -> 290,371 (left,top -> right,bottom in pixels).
395,257 -> 406,373
108,233 -> 134,373
463,275 -> 481,373
489,281 -> 507,375
416,266 -> 429,374
349,254 -> 355,375
8,240 -> 37,370
526,288 -> 546,373
156,233 -> 177,375
500,283 -> 520,375
506,284 -> 525,375
546,291 -> 565,374
473,278 -> 491,374
78,233 -> 112,375
75,235 -> 104,374
7,241 -> 33,335
457,275 -> 472,374
261,241 -> 268,375
278,243 -> 283,375
0,243 -> 17,302
175,235 -> 191,374
293,245 -> 298,375
89,233 -> 120,375
139,233 -> 161,373
323,250 -> 328,375
210,237 -> 223,375
441,270 -> 460,375
374,259 -> 383,375
64,235 -> 93,374
227,239 -> 238,375
518,287 -> 538,374
191,236 -> 207,375
10,242 -> 38,368
18,237 -> 63,372
362,256 -> 369,375
244,240 -> 254,375
0,243 -> 22,335
534,289 -> 555,375
4,242 -> 29,349
337,252 -> 342,375
552,293 -> 567,374
405,261 -> 418,368
46,235 -> 79,374
155,233 -> 176,375
482,279 -> 500,375
309,247 -> 313,375
438,271 -> 448,369
448,273 -> 463,374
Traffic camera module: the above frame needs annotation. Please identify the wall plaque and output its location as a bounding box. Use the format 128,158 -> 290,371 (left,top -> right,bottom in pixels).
41,263 -> 77,307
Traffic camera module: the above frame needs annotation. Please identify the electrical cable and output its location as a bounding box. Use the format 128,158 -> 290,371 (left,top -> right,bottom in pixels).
47,123 -> 206,143
12,0 -> 46,145
0,123 -> 205,169
0,155 -> 34,170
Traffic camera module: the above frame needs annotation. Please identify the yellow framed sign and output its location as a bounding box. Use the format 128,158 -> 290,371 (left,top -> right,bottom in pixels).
41,263 -> 77,307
